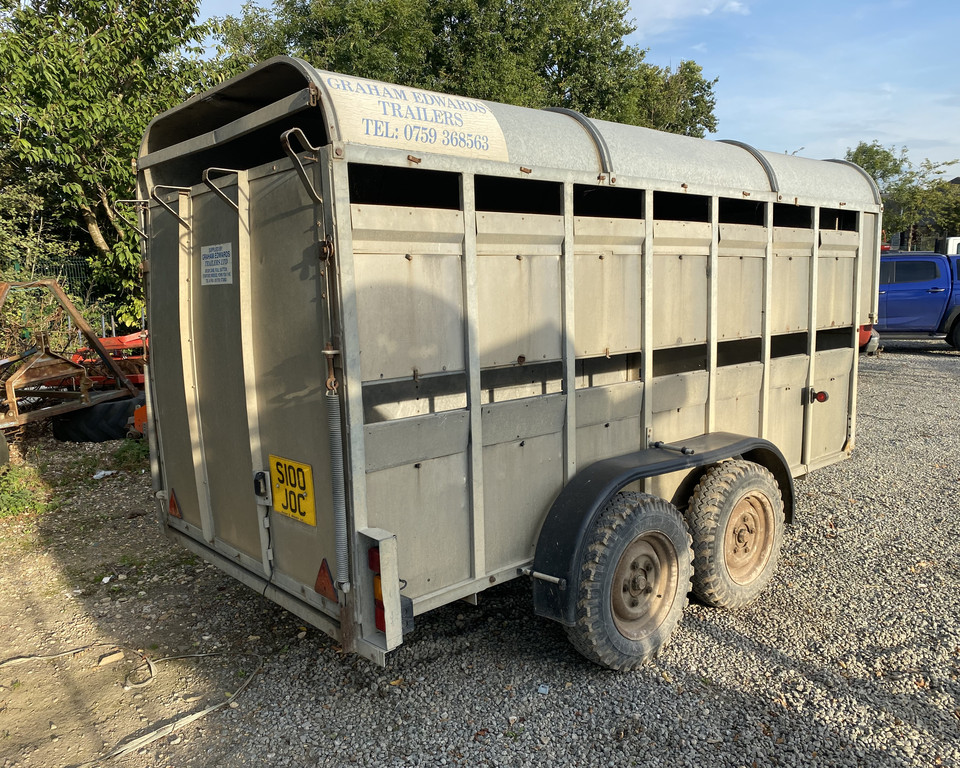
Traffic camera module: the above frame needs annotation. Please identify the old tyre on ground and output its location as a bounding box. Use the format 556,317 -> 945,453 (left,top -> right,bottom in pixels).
52,394 -> 146,443
686,459 -> 784,609
565,492 -> 693,670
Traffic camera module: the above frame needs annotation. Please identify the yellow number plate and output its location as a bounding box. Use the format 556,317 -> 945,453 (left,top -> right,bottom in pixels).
269,455 -> 316,526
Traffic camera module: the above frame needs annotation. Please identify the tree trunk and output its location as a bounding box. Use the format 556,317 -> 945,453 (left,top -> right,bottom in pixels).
78,201 -> 112,258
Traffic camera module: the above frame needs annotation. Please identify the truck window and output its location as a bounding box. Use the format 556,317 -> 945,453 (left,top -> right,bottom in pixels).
894,260 -> 940,283
879,261 -> 894,284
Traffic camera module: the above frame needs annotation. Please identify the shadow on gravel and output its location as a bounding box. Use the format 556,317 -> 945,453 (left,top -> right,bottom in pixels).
670,610 -> 959,767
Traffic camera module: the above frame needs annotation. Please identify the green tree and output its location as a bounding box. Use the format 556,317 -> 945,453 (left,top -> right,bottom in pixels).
846,140 -> 958,249
216,0 -> 718,136
0,0 -> 227,324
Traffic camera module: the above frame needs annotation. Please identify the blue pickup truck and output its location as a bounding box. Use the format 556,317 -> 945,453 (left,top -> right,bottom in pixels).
876,251 -> 960,348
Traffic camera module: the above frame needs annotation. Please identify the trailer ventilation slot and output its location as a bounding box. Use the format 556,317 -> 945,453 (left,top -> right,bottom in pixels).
348,164 -> 461,210
820,207 -> 857,232
653,191 -> 709,223
573,185 -> 643,219
652,345 -> 707,377
773,203 -> 813,229
719,198 -> 765,226
718,338 -> 762,366
771,332 -> 808,358
480,361 -> 563,403
815,327 -> 855,352
475,176 -> 562,215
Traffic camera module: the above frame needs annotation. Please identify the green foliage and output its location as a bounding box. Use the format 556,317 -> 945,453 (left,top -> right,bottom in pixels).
0,0 -> 231,324
112,437 -> 150,472
216,0 -> 718,136
847,140 -> 959,248
0,462 -> 49,518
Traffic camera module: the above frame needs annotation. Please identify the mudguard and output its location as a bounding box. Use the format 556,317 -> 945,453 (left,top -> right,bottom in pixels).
532,432 -> 794,626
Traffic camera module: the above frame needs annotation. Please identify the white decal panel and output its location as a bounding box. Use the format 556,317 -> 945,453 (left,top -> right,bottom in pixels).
322,73 -> 509,163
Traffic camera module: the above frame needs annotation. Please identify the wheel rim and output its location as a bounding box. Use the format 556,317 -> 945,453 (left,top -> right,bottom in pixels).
611,532 -> 679,641
724,493 -> 775,585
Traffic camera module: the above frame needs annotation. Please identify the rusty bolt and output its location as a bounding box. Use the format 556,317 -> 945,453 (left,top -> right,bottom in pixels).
407,154 -> 422,164
520,167 -> 532,174
517,355 -> 526,365
334,148 -> 343,157
405,253 -> 413,261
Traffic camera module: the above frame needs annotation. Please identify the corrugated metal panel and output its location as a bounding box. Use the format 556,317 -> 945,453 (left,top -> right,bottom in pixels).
761,153 -> 879,206
142,55 -> 881,208
590,118 -> 774,192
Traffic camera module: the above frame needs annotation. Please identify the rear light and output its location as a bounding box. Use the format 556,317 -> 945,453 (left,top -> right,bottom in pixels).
369,546 -> 385,632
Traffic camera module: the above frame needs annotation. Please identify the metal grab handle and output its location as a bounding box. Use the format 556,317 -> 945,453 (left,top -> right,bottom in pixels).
280,128 -> 323,204
201,168 -> 241,211
115,199 -> 149,238
928,288 -> 946,293
150,185 -> 191,229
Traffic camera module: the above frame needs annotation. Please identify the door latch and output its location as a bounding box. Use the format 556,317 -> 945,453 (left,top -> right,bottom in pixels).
253,470 -> 273,506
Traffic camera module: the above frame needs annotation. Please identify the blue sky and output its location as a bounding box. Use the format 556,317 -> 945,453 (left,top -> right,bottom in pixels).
199,0 -> 960,173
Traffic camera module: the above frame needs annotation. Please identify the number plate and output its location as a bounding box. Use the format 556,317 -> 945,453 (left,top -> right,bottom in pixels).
269,455 -> 316,526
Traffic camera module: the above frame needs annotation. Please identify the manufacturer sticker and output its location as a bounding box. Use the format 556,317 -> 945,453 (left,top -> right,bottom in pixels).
201,243 -> 233,286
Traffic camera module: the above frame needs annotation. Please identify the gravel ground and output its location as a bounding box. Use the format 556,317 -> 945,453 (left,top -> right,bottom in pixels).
2,338 -> 959,768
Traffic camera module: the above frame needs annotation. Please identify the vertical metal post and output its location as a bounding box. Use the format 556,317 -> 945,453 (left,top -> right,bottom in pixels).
561,182 -> 577,482
461,175 -> 486,580
641,190 -> 655,453
232,170 -> 273,577
706,196 -> 719,432
847,210 -> 866,451
176,190 -> 216,543
801,207 -> 820,470
759,201 -> 774,438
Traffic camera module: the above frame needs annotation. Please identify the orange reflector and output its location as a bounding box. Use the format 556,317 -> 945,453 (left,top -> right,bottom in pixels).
373,574 -> 383,602
168,489 -> 182,519
313,559 -> 338,603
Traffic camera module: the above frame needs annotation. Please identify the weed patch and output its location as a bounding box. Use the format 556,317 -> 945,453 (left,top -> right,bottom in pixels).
0,464 -> 49,518
112,438 -> 149,472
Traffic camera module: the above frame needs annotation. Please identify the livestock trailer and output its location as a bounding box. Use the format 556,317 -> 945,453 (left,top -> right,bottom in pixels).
137,56 -> 881,669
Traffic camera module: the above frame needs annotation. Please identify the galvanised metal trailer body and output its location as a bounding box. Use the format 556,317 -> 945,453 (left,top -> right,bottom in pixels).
137,57 -> 881,668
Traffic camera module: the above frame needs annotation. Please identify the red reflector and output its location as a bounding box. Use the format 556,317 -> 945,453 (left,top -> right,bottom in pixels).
816,391 -> 829,403
168,489 -> 182,519
374,602 -> 385,632
368,547 -> 381,572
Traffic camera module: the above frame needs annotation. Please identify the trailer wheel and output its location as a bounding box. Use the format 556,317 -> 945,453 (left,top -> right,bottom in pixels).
565,492 -> 692,670
686,460 -> 784,609
52,394 -> 146,442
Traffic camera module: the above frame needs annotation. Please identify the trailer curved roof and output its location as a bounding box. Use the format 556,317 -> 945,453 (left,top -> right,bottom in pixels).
140,56 -> 880,208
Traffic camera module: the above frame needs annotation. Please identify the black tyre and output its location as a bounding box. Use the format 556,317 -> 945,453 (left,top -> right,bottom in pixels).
565,492 -> 693,670
686,460 -> 784,609
948,322 -> 960,350
52,394 -> 145,443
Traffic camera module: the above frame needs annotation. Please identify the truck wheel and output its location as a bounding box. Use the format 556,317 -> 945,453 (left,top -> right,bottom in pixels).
565,492 -> 692,670
948,322 -> 960,350
686,460 -> 784,609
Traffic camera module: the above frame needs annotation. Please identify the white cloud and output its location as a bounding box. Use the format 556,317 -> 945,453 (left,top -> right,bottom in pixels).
629,0 -> 752,38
